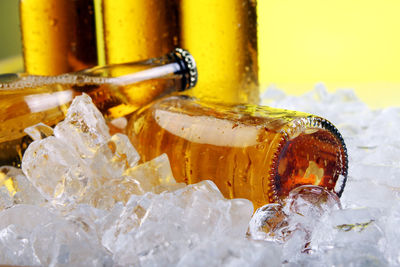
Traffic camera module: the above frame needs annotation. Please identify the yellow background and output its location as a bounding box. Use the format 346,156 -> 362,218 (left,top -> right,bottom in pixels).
1,0 -> 400,107
258,0 -> 400,108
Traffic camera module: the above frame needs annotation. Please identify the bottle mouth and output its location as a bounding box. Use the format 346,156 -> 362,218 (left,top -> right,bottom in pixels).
172,48 -> 198,91
267,117 -> 348,203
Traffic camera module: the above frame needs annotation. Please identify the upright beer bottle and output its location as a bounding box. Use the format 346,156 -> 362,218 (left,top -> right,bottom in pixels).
102,0 -> 179,64
20,0 -> 98,75
180,0 -> 259,104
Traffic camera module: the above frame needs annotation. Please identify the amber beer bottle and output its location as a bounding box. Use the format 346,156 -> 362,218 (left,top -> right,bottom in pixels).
127,95 -> 348,208
0,48 -> 197,167
102,0 -> 179,64
20,0 -> 98,75
180,0 -> 259,104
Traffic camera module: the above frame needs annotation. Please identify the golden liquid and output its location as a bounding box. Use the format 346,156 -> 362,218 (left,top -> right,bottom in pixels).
20,0 -> 98,75
180,0 -> 259,104
102,0 -> 179,64
127,96 -> 348,208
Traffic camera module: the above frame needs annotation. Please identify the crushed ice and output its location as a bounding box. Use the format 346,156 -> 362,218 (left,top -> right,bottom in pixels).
0,87 -> 398,266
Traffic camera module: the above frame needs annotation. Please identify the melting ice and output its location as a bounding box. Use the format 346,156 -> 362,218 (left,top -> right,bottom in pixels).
0,87 -> 399,266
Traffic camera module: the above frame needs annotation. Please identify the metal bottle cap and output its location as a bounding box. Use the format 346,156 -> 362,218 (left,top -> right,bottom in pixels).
172,48 -> 198,90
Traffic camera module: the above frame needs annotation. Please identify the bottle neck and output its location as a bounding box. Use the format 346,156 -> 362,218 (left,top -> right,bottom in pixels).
76,48 -> 197,91
0,48 -> 197,92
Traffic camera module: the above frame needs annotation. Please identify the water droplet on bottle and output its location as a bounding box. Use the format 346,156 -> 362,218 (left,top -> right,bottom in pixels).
49,18 -> 58,26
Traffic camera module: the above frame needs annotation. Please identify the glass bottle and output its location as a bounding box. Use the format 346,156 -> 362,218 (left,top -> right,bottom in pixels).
0,48 -> 197,167
102,0 -> 179,65
127,95 -> 348,208
180,0 -> 259,104
20,0 -> 98,75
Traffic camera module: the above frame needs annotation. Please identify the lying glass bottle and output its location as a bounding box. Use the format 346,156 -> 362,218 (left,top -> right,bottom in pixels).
127,95 -> 348,208
0,48 -> 197,167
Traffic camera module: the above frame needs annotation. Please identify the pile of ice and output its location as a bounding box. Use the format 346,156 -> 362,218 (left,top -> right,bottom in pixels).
0,85 -> 398,266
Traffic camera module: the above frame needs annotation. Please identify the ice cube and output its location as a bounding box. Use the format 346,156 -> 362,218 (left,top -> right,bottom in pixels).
0,166 -> 46,208
0,204 -> 112,266
24,122 -> 54,141
0,187 -> 13,211
54,94 -> 110,159
85,154 -> 181,210
21,136 -> 95,207
283,185 -> 342,219
282,186 -> 342,255
103,180 -> 253,266
84,177 -> 142,210
308,208 -> 387,266
311,208 -> 384,248
0,224 -> 41,266
316,244 -> 388,267
247,203 -> 289,242
349,163 -> 400,187
176,237 -> 282,267
248,185 -> 342,262
90,133 -> 140,180
0,205 -> 59,266
64,203 -> 111,240
31,217 -> 112,266
380,202 -> 400,265
123,153 -> 179,194
340,180 -> 397,209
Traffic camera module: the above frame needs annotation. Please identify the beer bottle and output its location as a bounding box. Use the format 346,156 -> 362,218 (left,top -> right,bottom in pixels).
102,0 -> 179,64
0,48 -> 197,167
127,95 -> 348,208
20,0 -> 98,75
180,0 -> 259,104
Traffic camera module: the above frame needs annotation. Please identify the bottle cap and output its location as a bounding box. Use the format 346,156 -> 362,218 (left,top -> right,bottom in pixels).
173,48 -> 198,90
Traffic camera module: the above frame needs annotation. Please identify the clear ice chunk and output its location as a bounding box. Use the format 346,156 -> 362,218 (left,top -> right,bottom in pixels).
283,185 -> 342,220
90,133 -> 140,180
308,208 -> 388,266
123,153 -> 181,194
340,180 -> 397,209
0,186 -> 13,211
0,204 -> 112,266
102,180 -> 253,266
248,185 -> 342,261
311,208 -> 384,248
54,94 -> 110,159
24,122 -> 54,141
0,224 -> 41,266
283,186 -> 342,257
0,166 -> 46,209
31,216 -> 112,267
247,203 -> 289,243
85,154 -> 181,210
176,237 -> 282,267
21,136 -> 95,207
